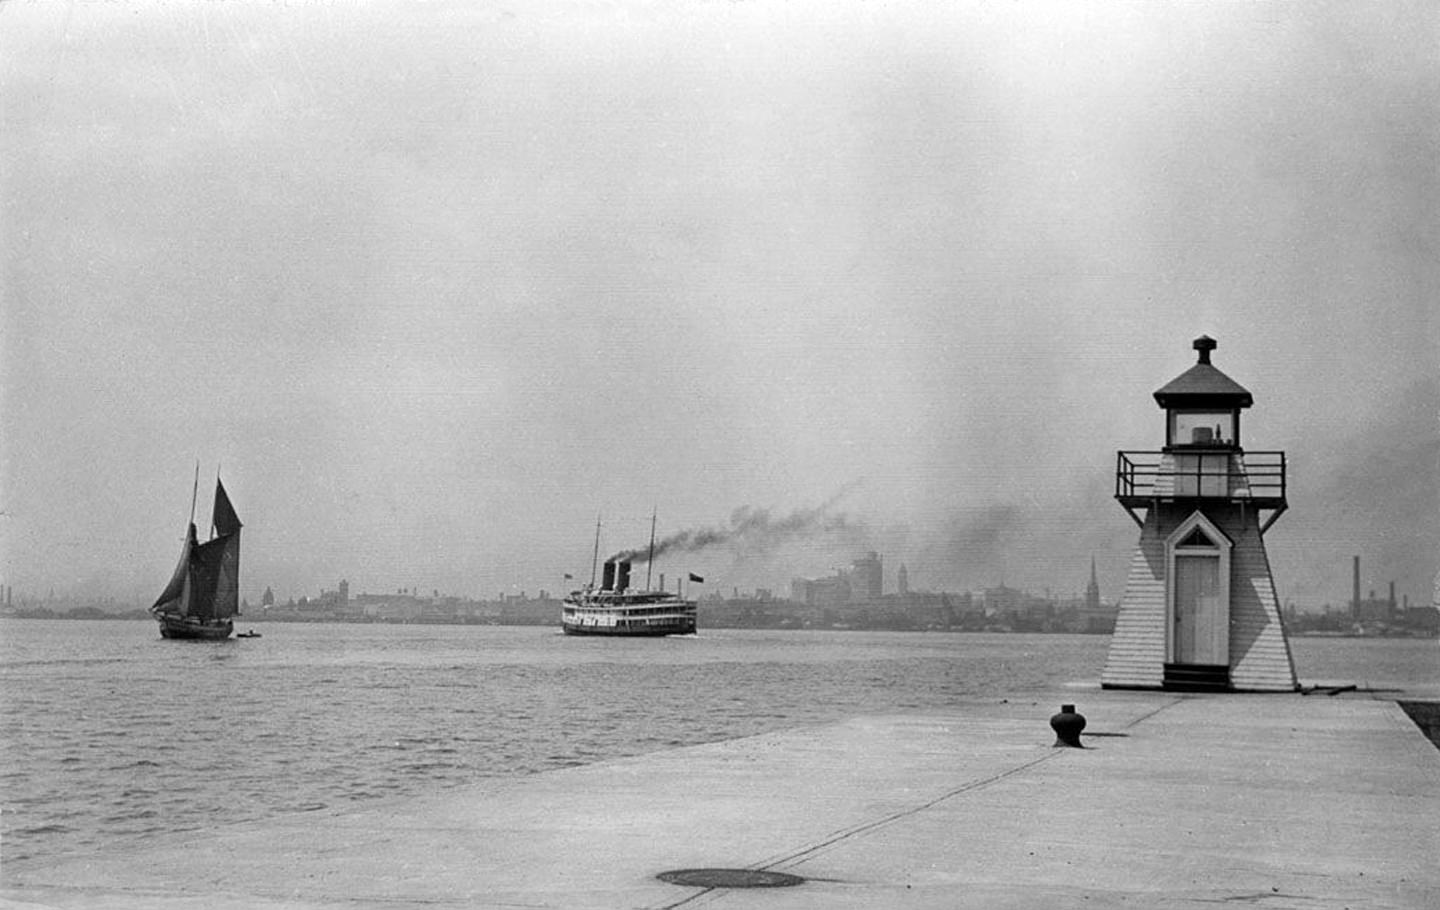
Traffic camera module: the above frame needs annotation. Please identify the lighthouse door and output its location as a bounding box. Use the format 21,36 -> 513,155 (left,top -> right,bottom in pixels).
1166,514 -> 1232,670
1173,553 -> 1227,664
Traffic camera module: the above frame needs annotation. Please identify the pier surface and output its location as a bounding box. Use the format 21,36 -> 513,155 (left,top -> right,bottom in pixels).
3,691 -> 1437,909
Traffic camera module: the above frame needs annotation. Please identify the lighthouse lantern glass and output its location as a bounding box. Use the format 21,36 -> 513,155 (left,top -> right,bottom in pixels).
1168,410 -> 1237,448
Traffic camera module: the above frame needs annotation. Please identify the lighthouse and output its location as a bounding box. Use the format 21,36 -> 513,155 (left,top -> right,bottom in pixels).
1102,336 -> 1298,692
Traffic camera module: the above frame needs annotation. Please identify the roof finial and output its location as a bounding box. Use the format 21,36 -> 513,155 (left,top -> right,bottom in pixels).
1193,335 -> 1217,365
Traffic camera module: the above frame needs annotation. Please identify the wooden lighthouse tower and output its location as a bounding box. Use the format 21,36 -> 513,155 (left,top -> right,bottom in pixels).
1102,336 -> 1298,692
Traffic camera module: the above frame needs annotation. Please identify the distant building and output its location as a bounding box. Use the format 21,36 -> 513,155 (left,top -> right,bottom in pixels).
808,574 -> 851,607
1403,604 -> 1440,634
792,552 -> 884,607
1085,558 -> 1101,614
983,585 -> 1023,617
1354,586 -> 1398,624
897,563 -> 909,596
1076,559 -> 1117,633
790,578 -> 809,604
850,552 -> 883,599
309,581 -> 349,611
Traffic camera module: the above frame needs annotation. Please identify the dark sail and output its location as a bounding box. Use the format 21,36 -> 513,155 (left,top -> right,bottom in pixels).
210,530 -> 241,619
189,538 -> 221,620
207,478 -> 242,619
190,534 -> 240,620
212,478 -> 242,537
151,523 -> 198,614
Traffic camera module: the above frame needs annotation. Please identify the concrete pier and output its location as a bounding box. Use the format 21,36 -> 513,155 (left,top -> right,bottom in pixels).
3,691 -> 1437,909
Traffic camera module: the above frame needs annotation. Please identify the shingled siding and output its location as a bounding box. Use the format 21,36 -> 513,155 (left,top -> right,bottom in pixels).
1101,518 -> 1167,688
1227,518 -> 1298,691
1102,502 -> 1297,691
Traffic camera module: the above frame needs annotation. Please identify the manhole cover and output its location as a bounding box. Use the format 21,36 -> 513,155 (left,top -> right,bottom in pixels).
657,868 -> 805,888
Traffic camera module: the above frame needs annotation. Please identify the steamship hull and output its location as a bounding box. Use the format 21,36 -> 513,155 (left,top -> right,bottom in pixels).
560,595 -> 697,637
561,615 -> 696,636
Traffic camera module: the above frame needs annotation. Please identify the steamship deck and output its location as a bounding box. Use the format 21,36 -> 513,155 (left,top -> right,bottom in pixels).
562,558 -> 697,636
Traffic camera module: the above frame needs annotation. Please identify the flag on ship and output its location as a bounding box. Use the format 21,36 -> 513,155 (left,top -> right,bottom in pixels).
689,573 -> 704,583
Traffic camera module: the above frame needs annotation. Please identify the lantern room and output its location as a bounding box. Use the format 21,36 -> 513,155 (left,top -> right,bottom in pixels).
1155,336 -> 1251,450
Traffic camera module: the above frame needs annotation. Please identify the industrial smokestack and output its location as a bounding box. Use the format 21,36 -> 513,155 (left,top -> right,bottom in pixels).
616,561 -> 632,592
602,561 -> 616,592
1389,581 -> 1396,608
1352,556 -> 1361,617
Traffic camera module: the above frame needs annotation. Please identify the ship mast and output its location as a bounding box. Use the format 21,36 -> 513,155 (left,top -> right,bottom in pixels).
645,509 -> 657,590
588,515 -> 601,588
210,464 -> 221,539
188,461 -> 199,528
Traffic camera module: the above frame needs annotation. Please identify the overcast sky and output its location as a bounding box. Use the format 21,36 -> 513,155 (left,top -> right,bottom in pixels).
3,0 -> 1436,610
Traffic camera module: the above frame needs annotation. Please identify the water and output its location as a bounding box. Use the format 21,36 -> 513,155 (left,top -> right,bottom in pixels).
1,619 -> 1433,869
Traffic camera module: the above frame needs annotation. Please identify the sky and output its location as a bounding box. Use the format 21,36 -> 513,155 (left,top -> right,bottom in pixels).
2,0 -> 1437,611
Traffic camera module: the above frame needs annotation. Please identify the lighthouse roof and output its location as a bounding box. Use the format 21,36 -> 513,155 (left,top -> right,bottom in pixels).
1153,336 -> 1253,408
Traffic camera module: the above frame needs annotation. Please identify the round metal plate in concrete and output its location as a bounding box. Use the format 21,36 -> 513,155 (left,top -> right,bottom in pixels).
657,868 -> 805,888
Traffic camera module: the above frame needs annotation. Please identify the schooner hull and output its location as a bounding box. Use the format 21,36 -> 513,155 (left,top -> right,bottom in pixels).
155,614 -> 234,641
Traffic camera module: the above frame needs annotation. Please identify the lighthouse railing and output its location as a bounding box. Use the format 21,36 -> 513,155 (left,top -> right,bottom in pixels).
1115,450 -> 1286,506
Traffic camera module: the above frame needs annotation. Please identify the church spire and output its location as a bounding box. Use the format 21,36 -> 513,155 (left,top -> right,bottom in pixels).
1085,556 -> 1101,612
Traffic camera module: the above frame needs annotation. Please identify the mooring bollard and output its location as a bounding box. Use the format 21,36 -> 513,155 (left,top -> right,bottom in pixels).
1050,703 -> 1086,748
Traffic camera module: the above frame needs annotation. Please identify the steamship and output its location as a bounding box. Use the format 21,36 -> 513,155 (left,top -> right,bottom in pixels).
562,558 -> 698,637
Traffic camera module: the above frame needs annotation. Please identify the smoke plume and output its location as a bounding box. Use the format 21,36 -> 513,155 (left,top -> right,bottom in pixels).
608,487 -> 861,565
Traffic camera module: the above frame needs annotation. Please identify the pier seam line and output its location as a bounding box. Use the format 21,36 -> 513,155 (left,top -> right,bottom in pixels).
645,755 -> 1064,910
651,700 -> 1187,909
760,698 -> 1186,873
760,749 -> 1063,872
1120,696 -> 1185,730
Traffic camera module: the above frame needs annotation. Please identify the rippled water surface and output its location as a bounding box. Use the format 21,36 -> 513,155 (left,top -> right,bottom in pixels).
1,619 -> 1432,867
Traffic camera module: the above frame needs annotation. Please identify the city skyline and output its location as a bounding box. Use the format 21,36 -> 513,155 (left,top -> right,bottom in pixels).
3,541 -> 1427,617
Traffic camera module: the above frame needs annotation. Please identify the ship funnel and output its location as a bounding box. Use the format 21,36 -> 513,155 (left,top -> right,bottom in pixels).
616,561 -> 632,592
602,560 -> 617,592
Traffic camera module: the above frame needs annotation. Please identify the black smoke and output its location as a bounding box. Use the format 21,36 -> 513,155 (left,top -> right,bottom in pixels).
608,488 -> 863,566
